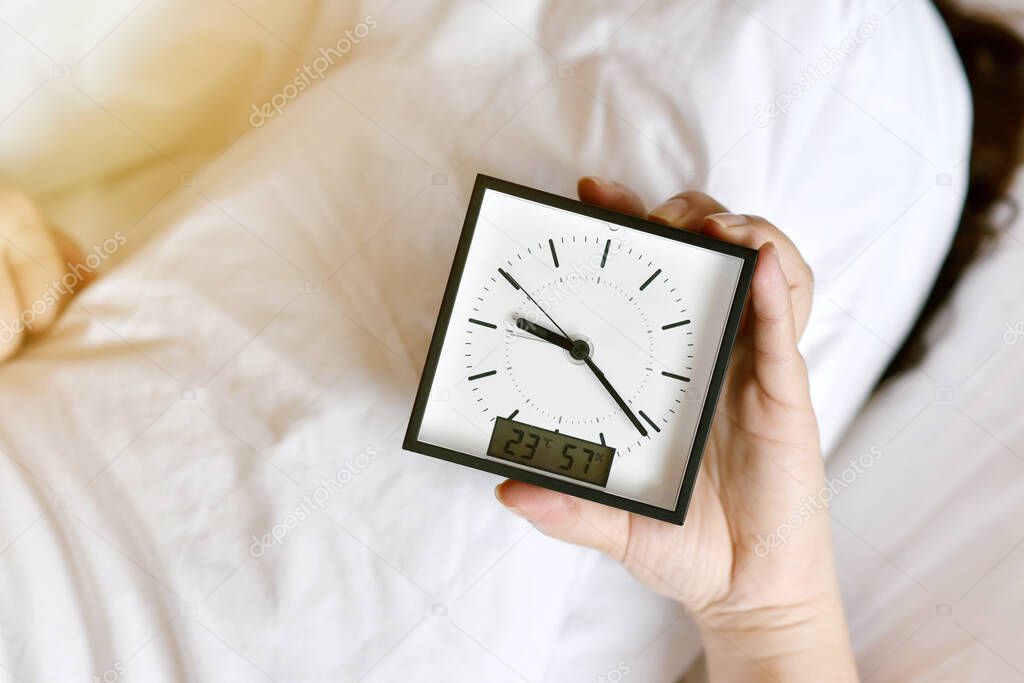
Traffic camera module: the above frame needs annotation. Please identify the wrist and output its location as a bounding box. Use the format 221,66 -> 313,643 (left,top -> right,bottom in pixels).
697,590 -> 857,682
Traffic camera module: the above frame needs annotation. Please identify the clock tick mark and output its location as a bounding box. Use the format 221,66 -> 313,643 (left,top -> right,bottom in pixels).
638,410 -> 661,433
468,318 -> 497,329
498,268 -> 521,290
638,270 -> 663,290
601,239 -> 610,268
508,409 -> 519,420
662,371 -> 690,382
468,370 -> 497,381
548,238 -> 559,267
662,319 -> 691,330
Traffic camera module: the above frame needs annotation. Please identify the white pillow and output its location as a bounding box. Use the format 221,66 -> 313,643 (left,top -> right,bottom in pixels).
0,0 -> 365,196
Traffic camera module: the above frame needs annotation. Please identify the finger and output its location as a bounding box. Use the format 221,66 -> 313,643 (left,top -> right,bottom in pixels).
648,191 -> 728,232
17,226 -> 90,338
495,480 -> 631,562
0,250 -> 26,362
0,190 -> 66,333
577,176 -> 646,217
704,213 -> 813,337
52,228 -> 93,290
749,242 -> 810,408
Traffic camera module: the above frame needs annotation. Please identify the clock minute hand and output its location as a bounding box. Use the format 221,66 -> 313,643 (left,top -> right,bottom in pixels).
582,356 -> 648,437
515,318 -> 573,352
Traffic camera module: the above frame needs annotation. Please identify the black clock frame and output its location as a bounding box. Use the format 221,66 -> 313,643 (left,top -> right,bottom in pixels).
403,174 -> 758,525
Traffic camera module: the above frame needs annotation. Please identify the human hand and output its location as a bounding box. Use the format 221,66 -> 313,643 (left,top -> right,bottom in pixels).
495,177 -> 856,681
0,182 -> 90,362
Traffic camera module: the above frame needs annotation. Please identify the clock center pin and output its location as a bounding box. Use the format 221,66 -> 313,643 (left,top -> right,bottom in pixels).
569,339 -> 591,361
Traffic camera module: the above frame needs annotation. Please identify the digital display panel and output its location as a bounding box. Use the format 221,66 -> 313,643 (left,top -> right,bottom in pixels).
487,417 -> 616,487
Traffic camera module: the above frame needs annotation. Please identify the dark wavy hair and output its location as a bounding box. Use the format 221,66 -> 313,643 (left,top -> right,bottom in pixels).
883,1 -> 1024,379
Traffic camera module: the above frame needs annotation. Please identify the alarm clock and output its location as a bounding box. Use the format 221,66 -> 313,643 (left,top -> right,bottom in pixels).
404,175 -> 756,524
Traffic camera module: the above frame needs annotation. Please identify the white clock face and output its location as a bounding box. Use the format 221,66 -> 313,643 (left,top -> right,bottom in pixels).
417,186 -> 746,511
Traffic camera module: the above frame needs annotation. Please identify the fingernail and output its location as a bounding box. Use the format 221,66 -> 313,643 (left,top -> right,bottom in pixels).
707,213 -> 749,229
759,242 -> 784,275
583,175 -> 618,188
648,197 -> 690,224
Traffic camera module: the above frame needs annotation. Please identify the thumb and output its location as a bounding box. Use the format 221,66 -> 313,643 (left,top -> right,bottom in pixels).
749,242 -> 810,408
495,480 -> 632,561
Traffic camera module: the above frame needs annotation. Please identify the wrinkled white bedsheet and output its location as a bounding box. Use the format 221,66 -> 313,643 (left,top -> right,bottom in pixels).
0,0 -> 974,681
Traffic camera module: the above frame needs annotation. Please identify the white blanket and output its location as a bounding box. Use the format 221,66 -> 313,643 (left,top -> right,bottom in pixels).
0,1 -> 971,681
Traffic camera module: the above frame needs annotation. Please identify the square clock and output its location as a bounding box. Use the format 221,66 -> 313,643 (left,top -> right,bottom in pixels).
404,175 -> 756,524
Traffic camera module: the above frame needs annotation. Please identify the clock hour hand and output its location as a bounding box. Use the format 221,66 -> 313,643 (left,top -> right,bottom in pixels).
515,318 -> 573,352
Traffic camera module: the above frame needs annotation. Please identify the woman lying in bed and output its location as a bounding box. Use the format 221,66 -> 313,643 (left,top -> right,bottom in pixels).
493,3 -> 1024,678
1,0 -> 1020,680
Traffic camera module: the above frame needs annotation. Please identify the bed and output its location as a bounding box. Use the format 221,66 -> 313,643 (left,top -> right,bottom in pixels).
2,0 -> 1014,681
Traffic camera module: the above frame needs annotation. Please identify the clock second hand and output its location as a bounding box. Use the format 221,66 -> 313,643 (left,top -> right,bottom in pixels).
515,316 -> 648,438
499,268 -> 572,340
